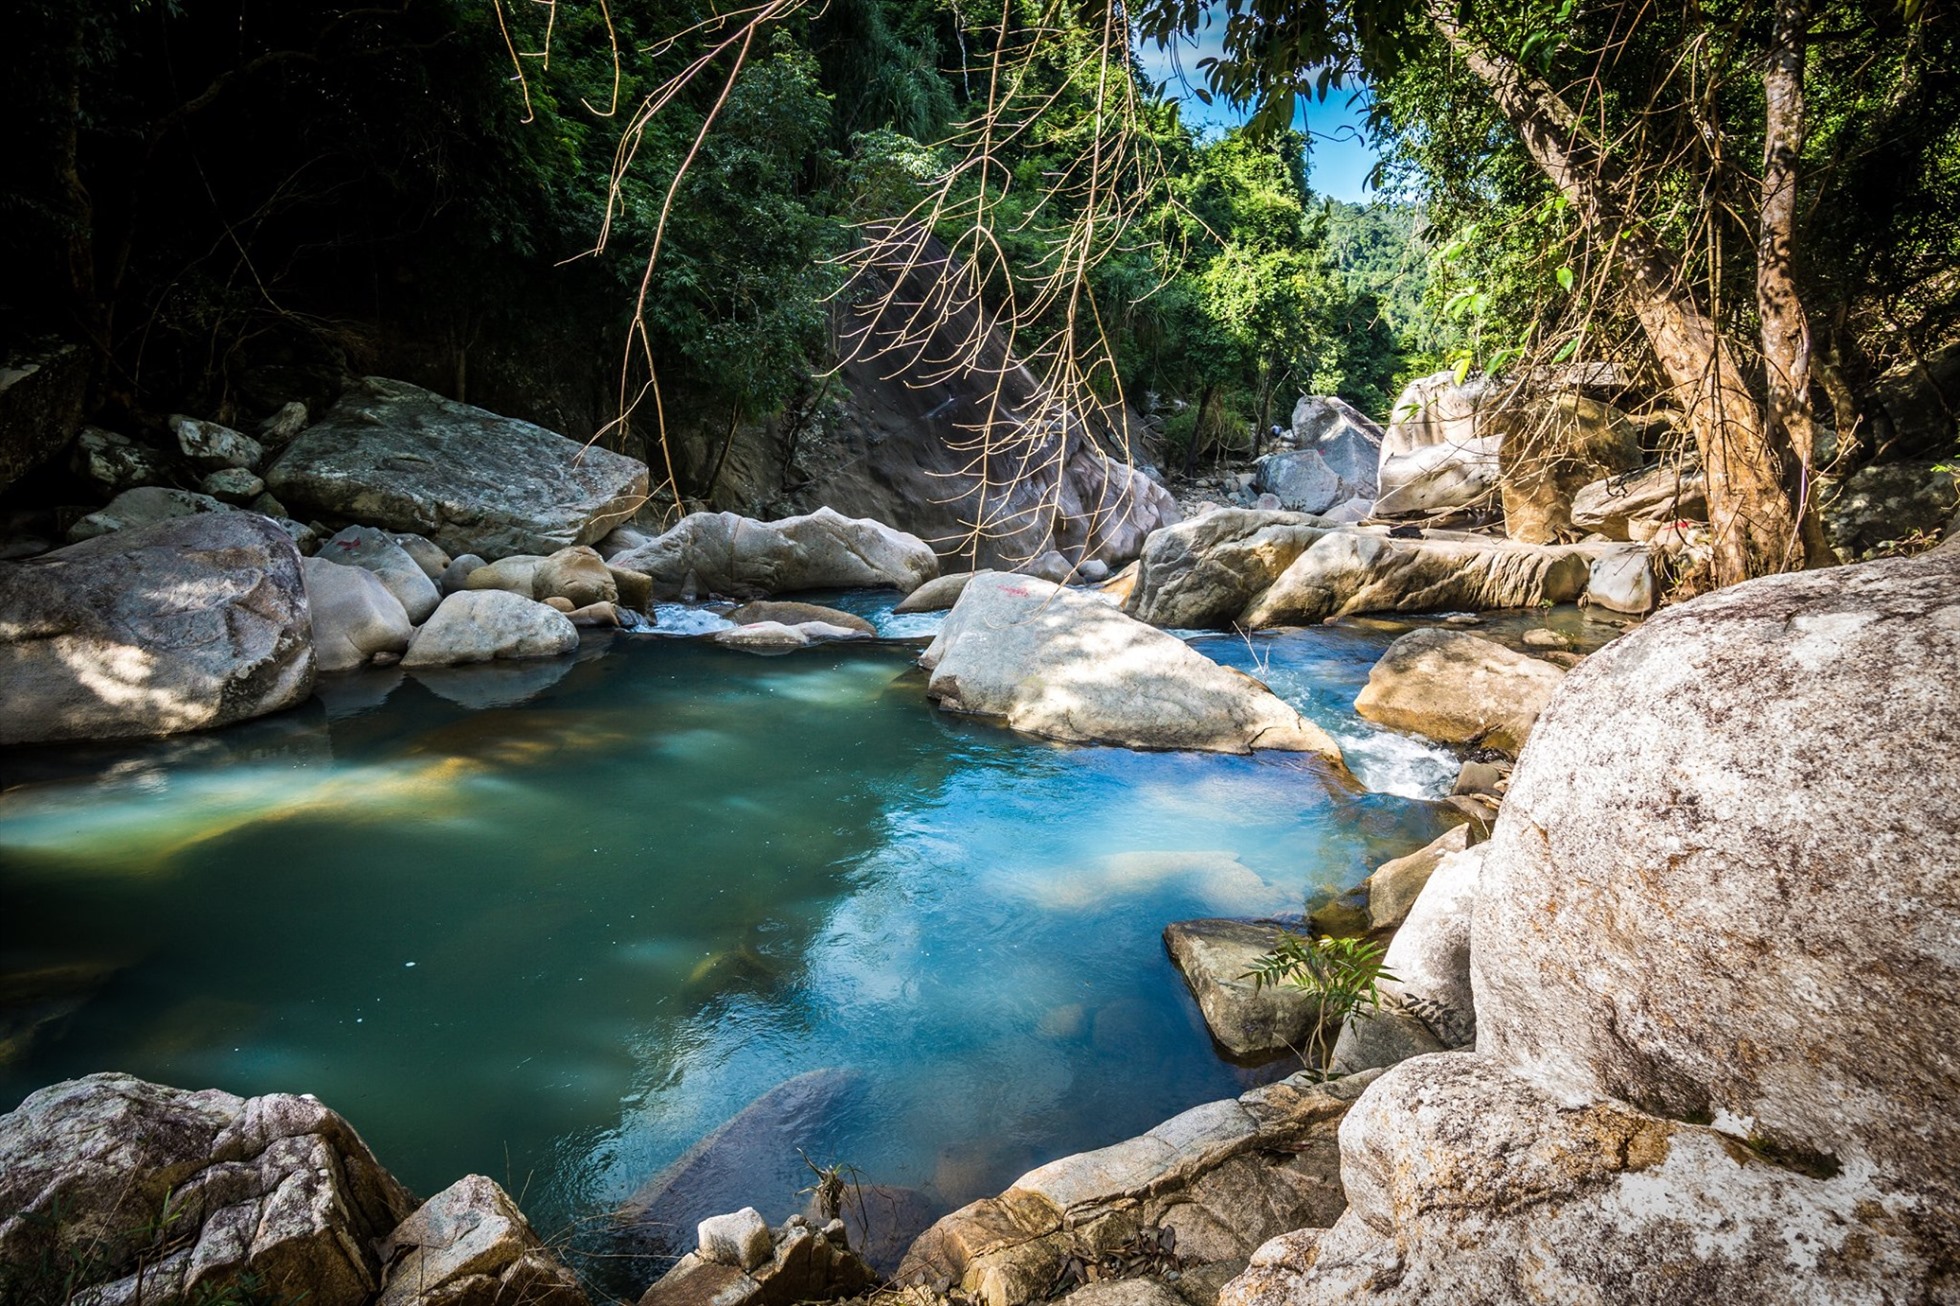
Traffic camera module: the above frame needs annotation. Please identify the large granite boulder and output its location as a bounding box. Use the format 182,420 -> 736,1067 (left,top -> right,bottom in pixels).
320,524 -> 441,623
376,1175 -> 587,1306
1122,511 -> 1331,629
898,1070 -> 1383,1306
301,555 -> 413,672
1353,628 -> 1566,756
403,590 -> 579,667
0,512 -> 314,744
1496,394 -> 1643,543
1164,919 -> 1326,1063
611,507 -> 939,599
0,1073 -> 417,1306
1253,397 -> 1384,516
1570,462 -> 1707,540
921,573 -> 1347,762
1374,373 -> 1503,517
264,377 -> 648,559
1222,547 -> 1960,1306
1123,514 -> 1590,630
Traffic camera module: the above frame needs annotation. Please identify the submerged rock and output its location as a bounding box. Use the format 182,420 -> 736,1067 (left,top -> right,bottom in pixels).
611,507 -> 939,599
0,512 -> 314,744
617,1068 -> 866,1256
1223,546 -> 1960,1306
1163,920 -> 1324,1063
1352,628 -> 1566,756
0,1073 -> 416,1306
922,573 -> 1346,762
265,377 -> 648,559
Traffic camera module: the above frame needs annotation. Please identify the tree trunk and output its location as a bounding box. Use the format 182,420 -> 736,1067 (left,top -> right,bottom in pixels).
1184,384 -> 1214,477
1431,6 -> 1805,582
1757,0 -> 1834,565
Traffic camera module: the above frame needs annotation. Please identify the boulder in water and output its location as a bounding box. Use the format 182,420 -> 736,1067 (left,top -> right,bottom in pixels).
1164,919 -> 1327,1062
923,572 -> 1347,762
1353,628 -> 1566,756
727,600 -> 877,637
301,556 -> 412,672
376,1175 -> 587,1306
402,590 -> 579,667
264,376 -> 648,559
611,507 -> 939,599
0,512 -> 313,744
894,570 -> 986,613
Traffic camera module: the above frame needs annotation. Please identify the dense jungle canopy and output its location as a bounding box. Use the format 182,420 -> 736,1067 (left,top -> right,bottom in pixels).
4,0 -> 1956,582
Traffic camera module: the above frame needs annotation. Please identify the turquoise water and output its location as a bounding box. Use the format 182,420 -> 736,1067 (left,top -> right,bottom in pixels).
0,600 -> 1471,1282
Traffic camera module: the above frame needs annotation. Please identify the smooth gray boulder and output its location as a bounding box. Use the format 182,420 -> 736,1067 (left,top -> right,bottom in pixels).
1571,462 -> 1707,540
171,413 -> 263,471
402,590 -> 578,667
1223,546 -> 1960,1306
922,573 -> 1347,762
1374,372 -> 1504,517
0,1073 -> 415,1306
1353,628 -> 1566,755
320,525 -> 441,623
1254,396 -> 1384,514
301,556 -> 413,672
712,620 -> 868,653
462,553 -> 545,597
375,1175 -> 587,1306
1164,919 -> 1326,1062
1586,541 -> 1659,614
264,377 -> 648,559
389,531 -> 450,581
0,512 -> 314,744
698,1207 -> 775,1272
1123,510 -> 1332,628
439,552 -> 487,594
66,485 -> 234,542
611,507 -> 939,599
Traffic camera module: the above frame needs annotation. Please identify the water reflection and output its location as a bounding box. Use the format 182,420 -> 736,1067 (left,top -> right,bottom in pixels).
0,619 -> 1459,1294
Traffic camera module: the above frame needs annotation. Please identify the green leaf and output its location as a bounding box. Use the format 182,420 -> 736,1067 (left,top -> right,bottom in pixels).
1453,355 -> 1473,386
1556,265 -> 1575,292
1552,336 -> 1580,363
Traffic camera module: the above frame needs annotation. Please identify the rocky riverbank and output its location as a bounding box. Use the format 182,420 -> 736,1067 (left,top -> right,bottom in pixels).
3,366 -> 1958,1306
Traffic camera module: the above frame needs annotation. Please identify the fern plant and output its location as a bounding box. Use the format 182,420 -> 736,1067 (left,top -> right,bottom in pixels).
1244,933 -> 1397,1073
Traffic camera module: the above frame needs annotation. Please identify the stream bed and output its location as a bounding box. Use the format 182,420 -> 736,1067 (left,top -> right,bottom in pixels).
0,598 -> 1619,1281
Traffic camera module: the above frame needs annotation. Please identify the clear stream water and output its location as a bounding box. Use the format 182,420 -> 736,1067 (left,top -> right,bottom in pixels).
0,596 -> 1619,1284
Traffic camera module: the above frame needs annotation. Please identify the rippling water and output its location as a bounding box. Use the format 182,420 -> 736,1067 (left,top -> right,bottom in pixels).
0,596 -> 1610,1286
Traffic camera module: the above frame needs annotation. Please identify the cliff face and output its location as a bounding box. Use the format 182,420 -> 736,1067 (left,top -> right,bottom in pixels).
700,231 -> 1178,572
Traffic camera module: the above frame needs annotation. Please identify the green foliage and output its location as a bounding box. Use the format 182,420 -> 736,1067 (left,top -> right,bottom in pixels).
1244,931 -> 1397,1070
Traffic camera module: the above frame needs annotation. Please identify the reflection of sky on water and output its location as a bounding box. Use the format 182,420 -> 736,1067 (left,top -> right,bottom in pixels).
0,614 -> 1459,1284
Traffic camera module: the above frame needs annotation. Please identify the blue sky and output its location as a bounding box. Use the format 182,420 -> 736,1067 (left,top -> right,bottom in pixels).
1132,30 -> 1385,204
